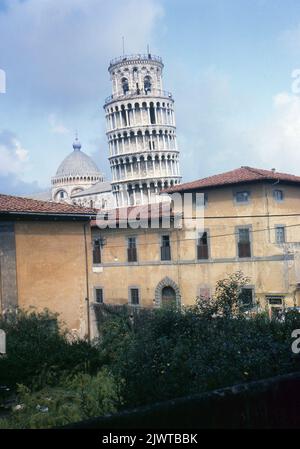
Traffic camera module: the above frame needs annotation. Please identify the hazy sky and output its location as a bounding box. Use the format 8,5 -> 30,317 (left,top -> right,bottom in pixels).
1,0 -> 300,194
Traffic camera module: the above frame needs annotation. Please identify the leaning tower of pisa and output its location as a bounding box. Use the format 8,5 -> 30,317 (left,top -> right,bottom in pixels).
104,53 -> 181,207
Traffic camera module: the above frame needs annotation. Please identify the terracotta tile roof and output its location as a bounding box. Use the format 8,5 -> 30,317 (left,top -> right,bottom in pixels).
165,166 -> 300,193
0,193 -> 97,217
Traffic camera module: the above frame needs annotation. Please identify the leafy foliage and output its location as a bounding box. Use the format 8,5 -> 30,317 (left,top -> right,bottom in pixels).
0,369 -> 118,429
1,272 -> 300,428
0,309 -> 101,389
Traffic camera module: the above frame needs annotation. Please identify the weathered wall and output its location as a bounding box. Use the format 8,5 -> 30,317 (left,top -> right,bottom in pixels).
0,222 -> 18,311
14,221 -> 93,336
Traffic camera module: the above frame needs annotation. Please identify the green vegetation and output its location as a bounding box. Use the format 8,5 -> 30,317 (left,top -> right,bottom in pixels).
1,272 -> 300,428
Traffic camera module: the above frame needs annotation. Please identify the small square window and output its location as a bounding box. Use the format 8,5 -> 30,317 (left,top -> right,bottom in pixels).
235,191 -> 250,203
199,287 -> 211,300
267,296 -> 283,305
273,189 -> 284,202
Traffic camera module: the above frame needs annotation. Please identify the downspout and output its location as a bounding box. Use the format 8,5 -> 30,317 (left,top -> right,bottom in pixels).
263,183 -> 271,243
83,223 -> 91,342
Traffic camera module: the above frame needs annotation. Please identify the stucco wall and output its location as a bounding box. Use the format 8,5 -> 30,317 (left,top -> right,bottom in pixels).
14,220 -> 93,336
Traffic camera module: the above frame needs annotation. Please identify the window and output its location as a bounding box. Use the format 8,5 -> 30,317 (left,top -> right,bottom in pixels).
192,192 -> 208,211
239,287 -> 254,309
149,103 -> 156,124
121,77 -> 129,94
130,288 -> 140,305
93,239 -> 101,264
204,193 -> 208,206
273,189 -> 284,202
144,75 -> 152,93
199,287 -> 211,300
197,231 -> 209,260
127,236 -> 137,262
237,227 -> 251,258
266,296 -> 283,305
275,226 -> 285,244
95,288 -> 103,304
235,191 -> 250,203
161,235 -> 171,261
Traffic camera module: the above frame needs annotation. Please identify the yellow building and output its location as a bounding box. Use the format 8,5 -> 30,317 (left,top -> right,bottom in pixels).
0,194 -> 95,337
91,167 -> 300,317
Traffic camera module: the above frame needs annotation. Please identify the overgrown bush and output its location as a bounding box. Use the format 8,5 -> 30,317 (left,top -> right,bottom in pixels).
0,309 -> 101,389
96,271 -> 300,408
2,272 -> 300,428
98,306 -> 300,408
0,368 -> 119,429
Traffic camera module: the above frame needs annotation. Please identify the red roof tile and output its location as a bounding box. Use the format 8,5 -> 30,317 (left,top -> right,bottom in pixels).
0,193 -> 97,216
166,166 -> 300,193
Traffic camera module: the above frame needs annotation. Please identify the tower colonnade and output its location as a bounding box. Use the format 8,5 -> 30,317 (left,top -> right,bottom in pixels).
104,54 -> 181,207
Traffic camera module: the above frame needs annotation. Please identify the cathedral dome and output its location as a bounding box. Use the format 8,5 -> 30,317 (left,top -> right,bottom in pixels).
55,138 -> 100,177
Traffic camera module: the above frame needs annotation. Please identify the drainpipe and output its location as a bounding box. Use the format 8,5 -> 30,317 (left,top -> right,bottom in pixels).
83,223 -> 91,342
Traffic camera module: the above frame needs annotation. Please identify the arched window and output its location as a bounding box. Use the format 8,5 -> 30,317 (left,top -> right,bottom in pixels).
149,102 -> 156,124
121,77 -> 129,94
144,75 -> 152,93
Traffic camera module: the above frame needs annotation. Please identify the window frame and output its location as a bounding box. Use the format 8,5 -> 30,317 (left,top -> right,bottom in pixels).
275,225 -> 286,244
129,286 -> 140,306
160,234 -> 171,261
266,295 -> 284,306
198,285 -> 211,300
234,190 -> 251,205
239,286 -> 255,310
273,189 -> 284,203
127,235 -> 138,263
196,229 -> 210,261
236,225 -> 252,259
92,238 -> 102,265
94,287 -> 104,304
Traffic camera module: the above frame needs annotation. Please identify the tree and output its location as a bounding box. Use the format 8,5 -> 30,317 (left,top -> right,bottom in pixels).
196,271 -> 251,318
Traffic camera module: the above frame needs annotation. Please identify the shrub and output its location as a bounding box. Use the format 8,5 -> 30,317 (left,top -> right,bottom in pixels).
0,368 -> 119,429
97,303 -> 300,408
0,309 -> 101,390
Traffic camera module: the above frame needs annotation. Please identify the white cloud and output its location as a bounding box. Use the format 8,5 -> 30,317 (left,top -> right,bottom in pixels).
280,22 -> 300,56
48,114 -> 69,134
0,130 -> 28,175
0,0 -> 164,110
252,92 -> 300,172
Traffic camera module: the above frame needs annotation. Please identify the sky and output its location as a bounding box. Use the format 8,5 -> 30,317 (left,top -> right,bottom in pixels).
1,0 -> 300,194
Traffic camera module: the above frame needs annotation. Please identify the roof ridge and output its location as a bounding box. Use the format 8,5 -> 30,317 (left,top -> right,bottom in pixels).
241,166 -> 267,178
